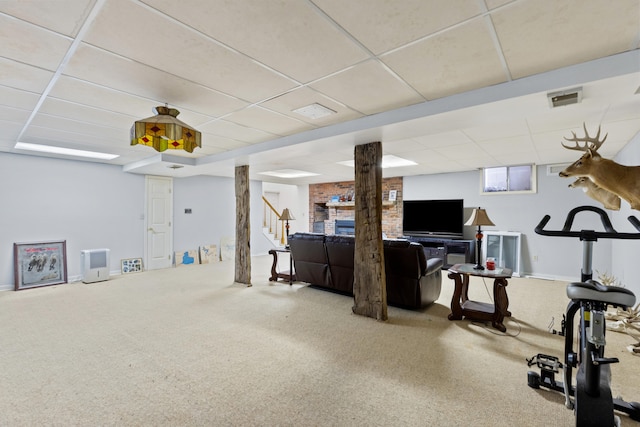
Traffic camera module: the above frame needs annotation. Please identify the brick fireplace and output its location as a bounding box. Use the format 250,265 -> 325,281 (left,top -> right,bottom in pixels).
308,177 -> 403,238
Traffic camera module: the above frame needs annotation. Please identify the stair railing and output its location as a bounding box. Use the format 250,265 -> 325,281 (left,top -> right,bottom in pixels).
262,196 -> 285,245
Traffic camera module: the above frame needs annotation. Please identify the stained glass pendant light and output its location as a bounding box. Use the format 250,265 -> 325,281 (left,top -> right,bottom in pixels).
130,104 -> 201,153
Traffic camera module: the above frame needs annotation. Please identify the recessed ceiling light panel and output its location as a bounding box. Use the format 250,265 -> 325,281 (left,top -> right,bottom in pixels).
337,154 -> 417,169
259,169 -> 319,179
15,142 -> 119,160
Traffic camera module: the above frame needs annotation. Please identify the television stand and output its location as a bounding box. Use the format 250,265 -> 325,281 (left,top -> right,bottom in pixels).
405,236 -> 474,269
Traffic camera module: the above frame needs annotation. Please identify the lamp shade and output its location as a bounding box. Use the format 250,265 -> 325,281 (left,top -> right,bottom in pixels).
131,105 -> 201,153
465,208 -> 494,227
280,208 -> 295,221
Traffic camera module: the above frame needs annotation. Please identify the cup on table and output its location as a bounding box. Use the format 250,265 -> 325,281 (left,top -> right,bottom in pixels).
486,257 -> 496,270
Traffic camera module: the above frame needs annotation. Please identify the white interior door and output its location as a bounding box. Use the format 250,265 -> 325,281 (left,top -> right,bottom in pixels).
145,176 -> 173,270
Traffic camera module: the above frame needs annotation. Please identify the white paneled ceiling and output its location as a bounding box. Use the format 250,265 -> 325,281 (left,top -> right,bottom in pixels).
0,0 -> 639,184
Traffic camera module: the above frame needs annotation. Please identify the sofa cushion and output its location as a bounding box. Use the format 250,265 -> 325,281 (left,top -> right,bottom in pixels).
383,240 -> 423,308
288,233 -> 331,288
325,235 -> 355,294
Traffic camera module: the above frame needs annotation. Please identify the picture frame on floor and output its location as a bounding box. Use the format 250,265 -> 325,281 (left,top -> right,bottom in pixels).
121,258 -> 143,274
13,240 -> 67,291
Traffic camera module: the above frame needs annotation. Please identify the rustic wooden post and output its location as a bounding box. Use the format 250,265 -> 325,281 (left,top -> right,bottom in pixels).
235,165 -> 251,286
352,141 -> 387,321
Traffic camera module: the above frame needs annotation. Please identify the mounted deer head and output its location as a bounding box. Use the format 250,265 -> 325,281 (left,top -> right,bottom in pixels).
559,123 -> 640,210
569,177 -> 621,210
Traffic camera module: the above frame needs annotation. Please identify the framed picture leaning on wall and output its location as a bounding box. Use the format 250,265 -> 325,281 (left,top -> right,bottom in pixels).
14,240 -> 67,291
121,258 -> 142,274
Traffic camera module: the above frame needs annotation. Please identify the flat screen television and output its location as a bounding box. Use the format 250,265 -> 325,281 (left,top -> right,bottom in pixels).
402,199 -> 464,238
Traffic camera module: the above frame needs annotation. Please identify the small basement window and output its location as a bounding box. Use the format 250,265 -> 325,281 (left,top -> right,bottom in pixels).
481,164 -> 536,194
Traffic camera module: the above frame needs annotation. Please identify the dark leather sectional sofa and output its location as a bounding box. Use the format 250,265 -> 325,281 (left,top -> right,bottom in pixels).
288,233 -> 443,309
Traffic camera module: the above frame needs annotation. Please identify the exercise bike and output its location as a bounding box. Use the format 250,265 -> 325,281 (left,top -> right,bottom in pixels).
527,206 -> 640,426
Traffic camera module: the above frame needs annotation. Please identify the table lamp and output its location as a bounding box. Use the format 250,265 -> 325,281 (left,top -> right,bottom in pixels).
280,208 -> 295,247
465,207 -> 494,270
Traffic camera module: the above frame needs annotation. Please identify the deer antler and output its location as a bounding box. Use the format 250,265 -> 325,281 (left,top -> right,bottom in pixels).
561,122 -> 608,151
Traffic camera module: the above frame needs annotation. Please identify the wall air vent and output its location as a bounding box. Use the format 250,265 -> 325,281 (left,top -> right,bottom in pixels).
547,163 -> 571,176
547,87 -> 582,108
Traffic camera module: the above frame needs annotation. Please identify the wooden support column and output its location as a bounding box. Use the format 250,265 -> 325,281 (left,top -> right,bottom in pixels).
235,165 -> 251,286
352,141 -> 387,321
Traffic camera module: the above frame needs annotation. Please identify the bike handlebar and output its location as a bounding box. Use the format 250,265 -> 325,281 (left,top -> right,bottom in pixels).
535,206 -> 640,240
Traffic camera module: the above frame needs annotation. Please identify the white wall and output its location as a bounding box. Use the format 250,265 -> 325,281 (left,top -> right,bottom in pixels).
0,153 -> 145,287
173,175 -> 235,257
0,154 -> 275,289
404,166 -> 616,281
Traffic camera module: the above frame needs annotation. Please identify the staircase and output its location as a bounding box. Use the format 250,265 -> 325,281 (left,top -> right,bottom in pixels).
262,196 -> 287,249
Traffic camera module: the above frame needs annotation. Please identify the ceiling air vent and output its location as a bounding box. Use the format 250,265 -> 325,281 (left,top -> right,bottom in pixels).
292,103 -> 336,119
547,87 -> 582,108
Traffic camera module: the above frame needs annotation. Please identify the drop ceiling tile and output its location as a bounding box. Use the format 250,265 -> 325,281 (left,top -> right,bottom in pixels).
0,0 -> 94,37
28,114 -> 126,142
0,86 -> 40,111
464,120 -> 530,142
260,87 -> 363,125
492,152 -> 539,166
48,76 -> 162,117
313,0 -> 482,54
531,126 -> 608,155
401,148 -> 452,165
49,76 -> 244,121
536,148 -> 587,165
201,135 -> 250,152
383,138 -> 425,154
309,60 -> 424,115
604,101 -> 640,123
0,14 -> 72,71
143,0 -> 369,83
485,0 -> 512,8
83,0 -> 297,102
0,105 -> 31,124
435,142 -> 488,160
0,119 -> 22,140
224,106 -> 312,137
0,57 -> 54,93
65,45 -> 250,112
190,145 -> 224,156
199,119 -> 276,144
412,130 -> 474,148
38,98 -> 134,130
477,135 -> 536,155
527,108 -> 606,135
492,0 -> 640,79
382,18 -> 507,100
429,161 -> 474,173
456,157 -> 500,170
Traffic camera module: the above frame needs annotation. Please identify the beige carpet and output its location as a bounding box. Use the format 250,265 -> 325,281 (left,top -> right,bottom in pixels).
0,255 -> 638,426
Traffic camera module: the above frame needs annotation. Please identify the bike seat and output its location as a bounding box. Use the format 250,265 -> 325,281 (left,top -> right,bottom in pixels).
566,280 -> 636,308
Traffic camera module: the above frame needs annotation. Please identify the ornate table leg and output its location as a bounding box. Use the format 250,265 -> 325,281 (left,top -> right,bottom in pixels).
492,277 -> 509,332
448,272 -> 464,320
268,249 -> 278,281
